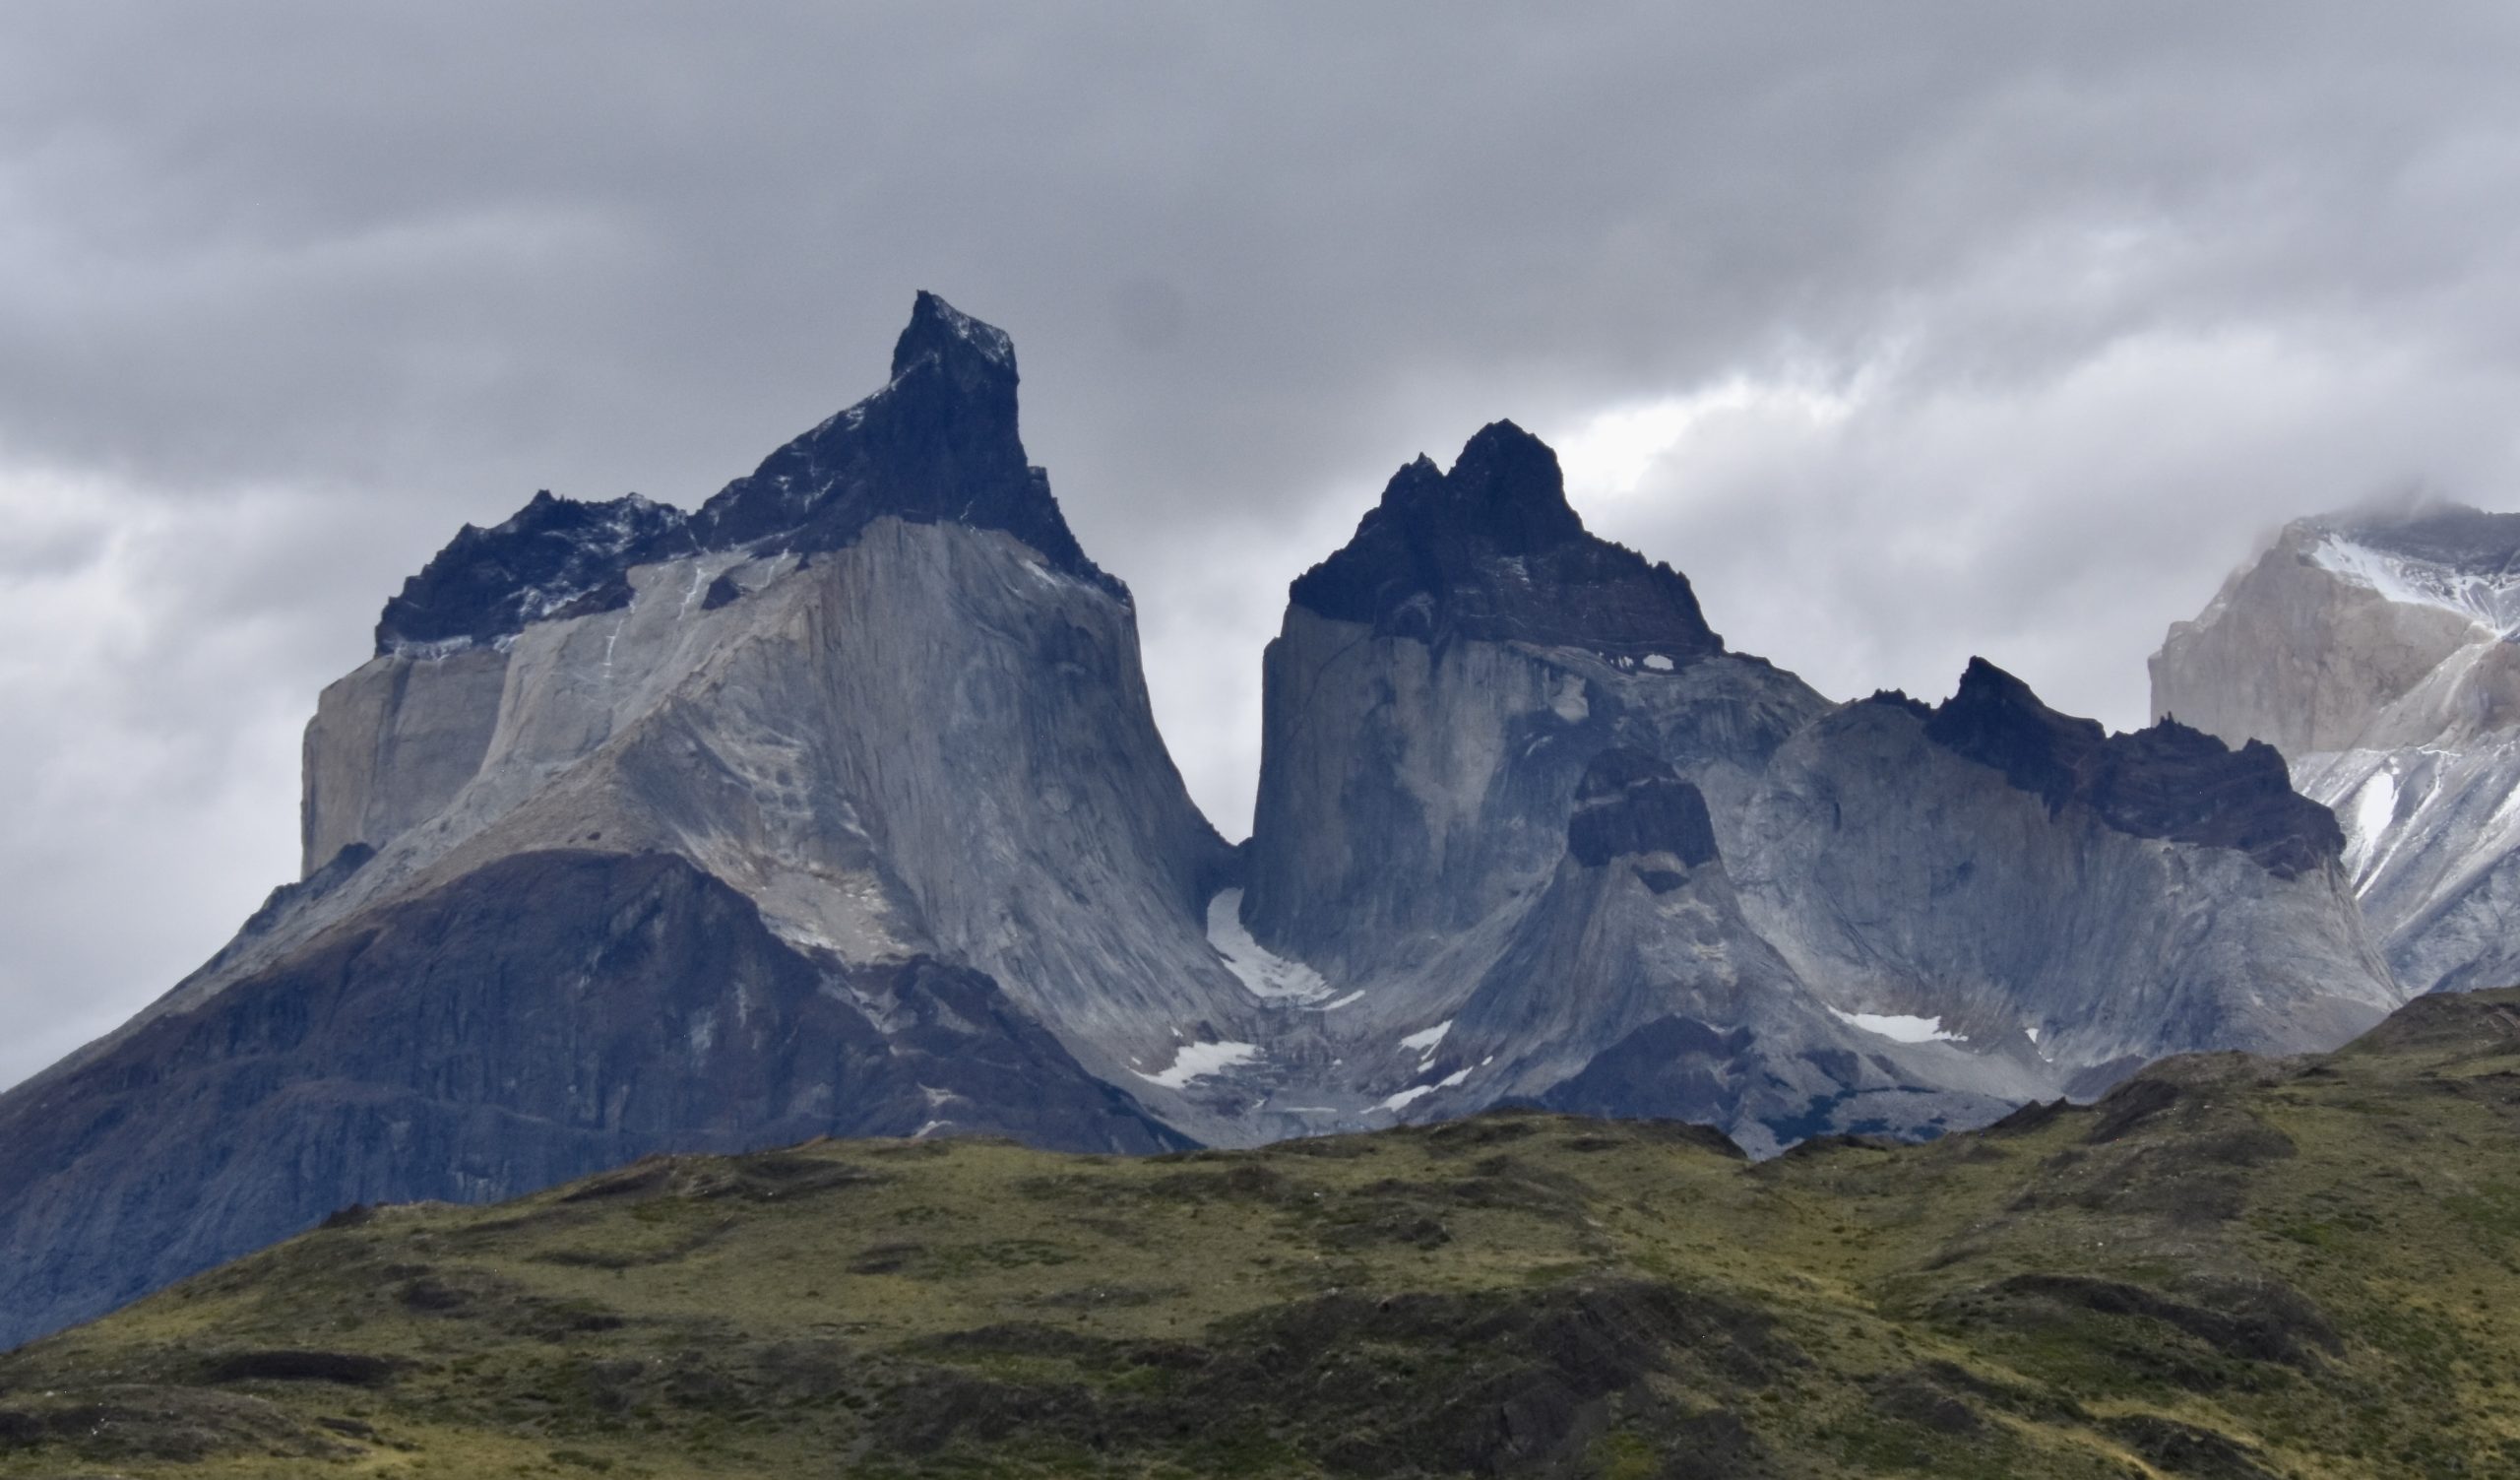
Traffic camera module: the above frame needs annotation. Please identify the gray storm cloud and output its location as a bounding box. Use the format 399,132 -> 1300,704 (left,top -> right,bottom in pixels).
6,2 -> 2520,1086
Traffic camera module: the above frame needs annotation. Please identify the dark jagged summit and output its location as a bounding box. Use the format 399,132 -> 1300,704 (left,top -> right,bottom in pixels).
1384,419 -> 1586,553
1288,420 -> 1724,660
375,491 -> 693,653
688,291 -> 1113,593
1923,657 -> 2344,877
1922,659 -> 2109,812
373,292 -> 1114,656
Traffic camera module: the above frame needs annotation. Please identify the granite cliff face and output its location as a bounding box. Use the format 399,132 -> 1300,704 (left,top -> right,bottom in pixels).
1449,747 -> 2036,1153
2152,506 -> 2520,993
1725,672 -> 2394,1090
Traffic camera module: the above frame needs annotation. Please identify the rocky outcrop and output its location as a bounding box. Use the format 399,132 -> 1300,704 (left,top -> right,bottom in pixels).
2152,506 -> 2520,994
1924,658 -> 2343,879
301,643 -> 509,873
1562,746 -> 1721,876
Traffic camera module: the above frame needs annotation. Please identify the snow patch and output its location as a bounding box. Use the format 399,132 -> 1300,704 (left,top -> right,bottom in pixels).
1206,888 -> 1334,1002
1641,653 -> 1675,673
1828,1007 -> 1965,1044
600,618 -> 626,680
1400,1020 -> 1452,1056
388,635 -> 479,661
2312,535 -> 2520,635
1319,991 -> 1365,1011
1134,1040 -> 1262,1090
2346,765 -> 2400,877
1381,1063 -> 1474,1114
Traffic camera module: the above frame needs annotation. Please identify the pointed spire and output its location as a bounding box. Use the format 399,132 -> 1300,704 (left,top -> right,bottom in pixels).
891,290 -> 1020,390
683,291 -> 1115,594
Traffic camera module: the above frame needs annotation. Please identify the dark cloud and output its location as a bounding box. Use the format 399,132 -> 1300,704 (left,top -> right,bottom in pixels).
7,2 -> 2520,1086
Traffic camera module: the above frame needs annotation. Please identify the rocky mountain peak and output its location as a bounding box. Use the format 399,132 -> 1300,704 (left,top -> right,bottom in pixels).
1287,422 -> 1722,660
1380,419 -> 1587,554
369,294 -> 1116,657
1923,658 -> 2109,812
689,291 -> 1108,589
1924,657 -> 2342,878
890,289 -> 1019,389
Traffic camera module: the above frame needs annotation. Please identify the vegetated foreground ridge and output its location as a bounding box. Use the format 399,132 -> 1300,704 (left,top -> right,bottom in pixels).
6,992 -> 2520,1478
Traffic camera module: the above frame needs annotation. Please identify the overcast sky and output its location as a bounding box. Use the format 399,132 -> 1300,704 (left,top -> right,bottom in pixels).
6,3 -> 2520,1089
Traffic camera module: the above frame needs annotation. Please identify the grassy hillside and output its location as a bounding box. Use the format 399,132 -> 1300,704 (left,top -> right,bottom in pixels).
6,991 -> 2520,1478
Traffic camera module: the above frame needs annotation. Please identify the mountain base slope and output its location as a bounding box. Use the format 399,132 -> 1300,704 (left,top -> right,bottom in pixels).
0,847 -> 1182,1352
8,992 -> 2520,1477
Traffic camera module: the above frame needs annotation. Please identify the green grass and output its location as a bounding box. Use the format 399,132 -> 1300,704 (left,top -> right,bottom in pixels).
7,991 -> 2520,1476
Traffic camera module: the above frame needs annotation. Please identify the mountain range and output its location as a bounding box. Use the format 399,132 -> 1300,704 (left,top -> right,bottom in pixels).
0,293 -> 2466,1354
